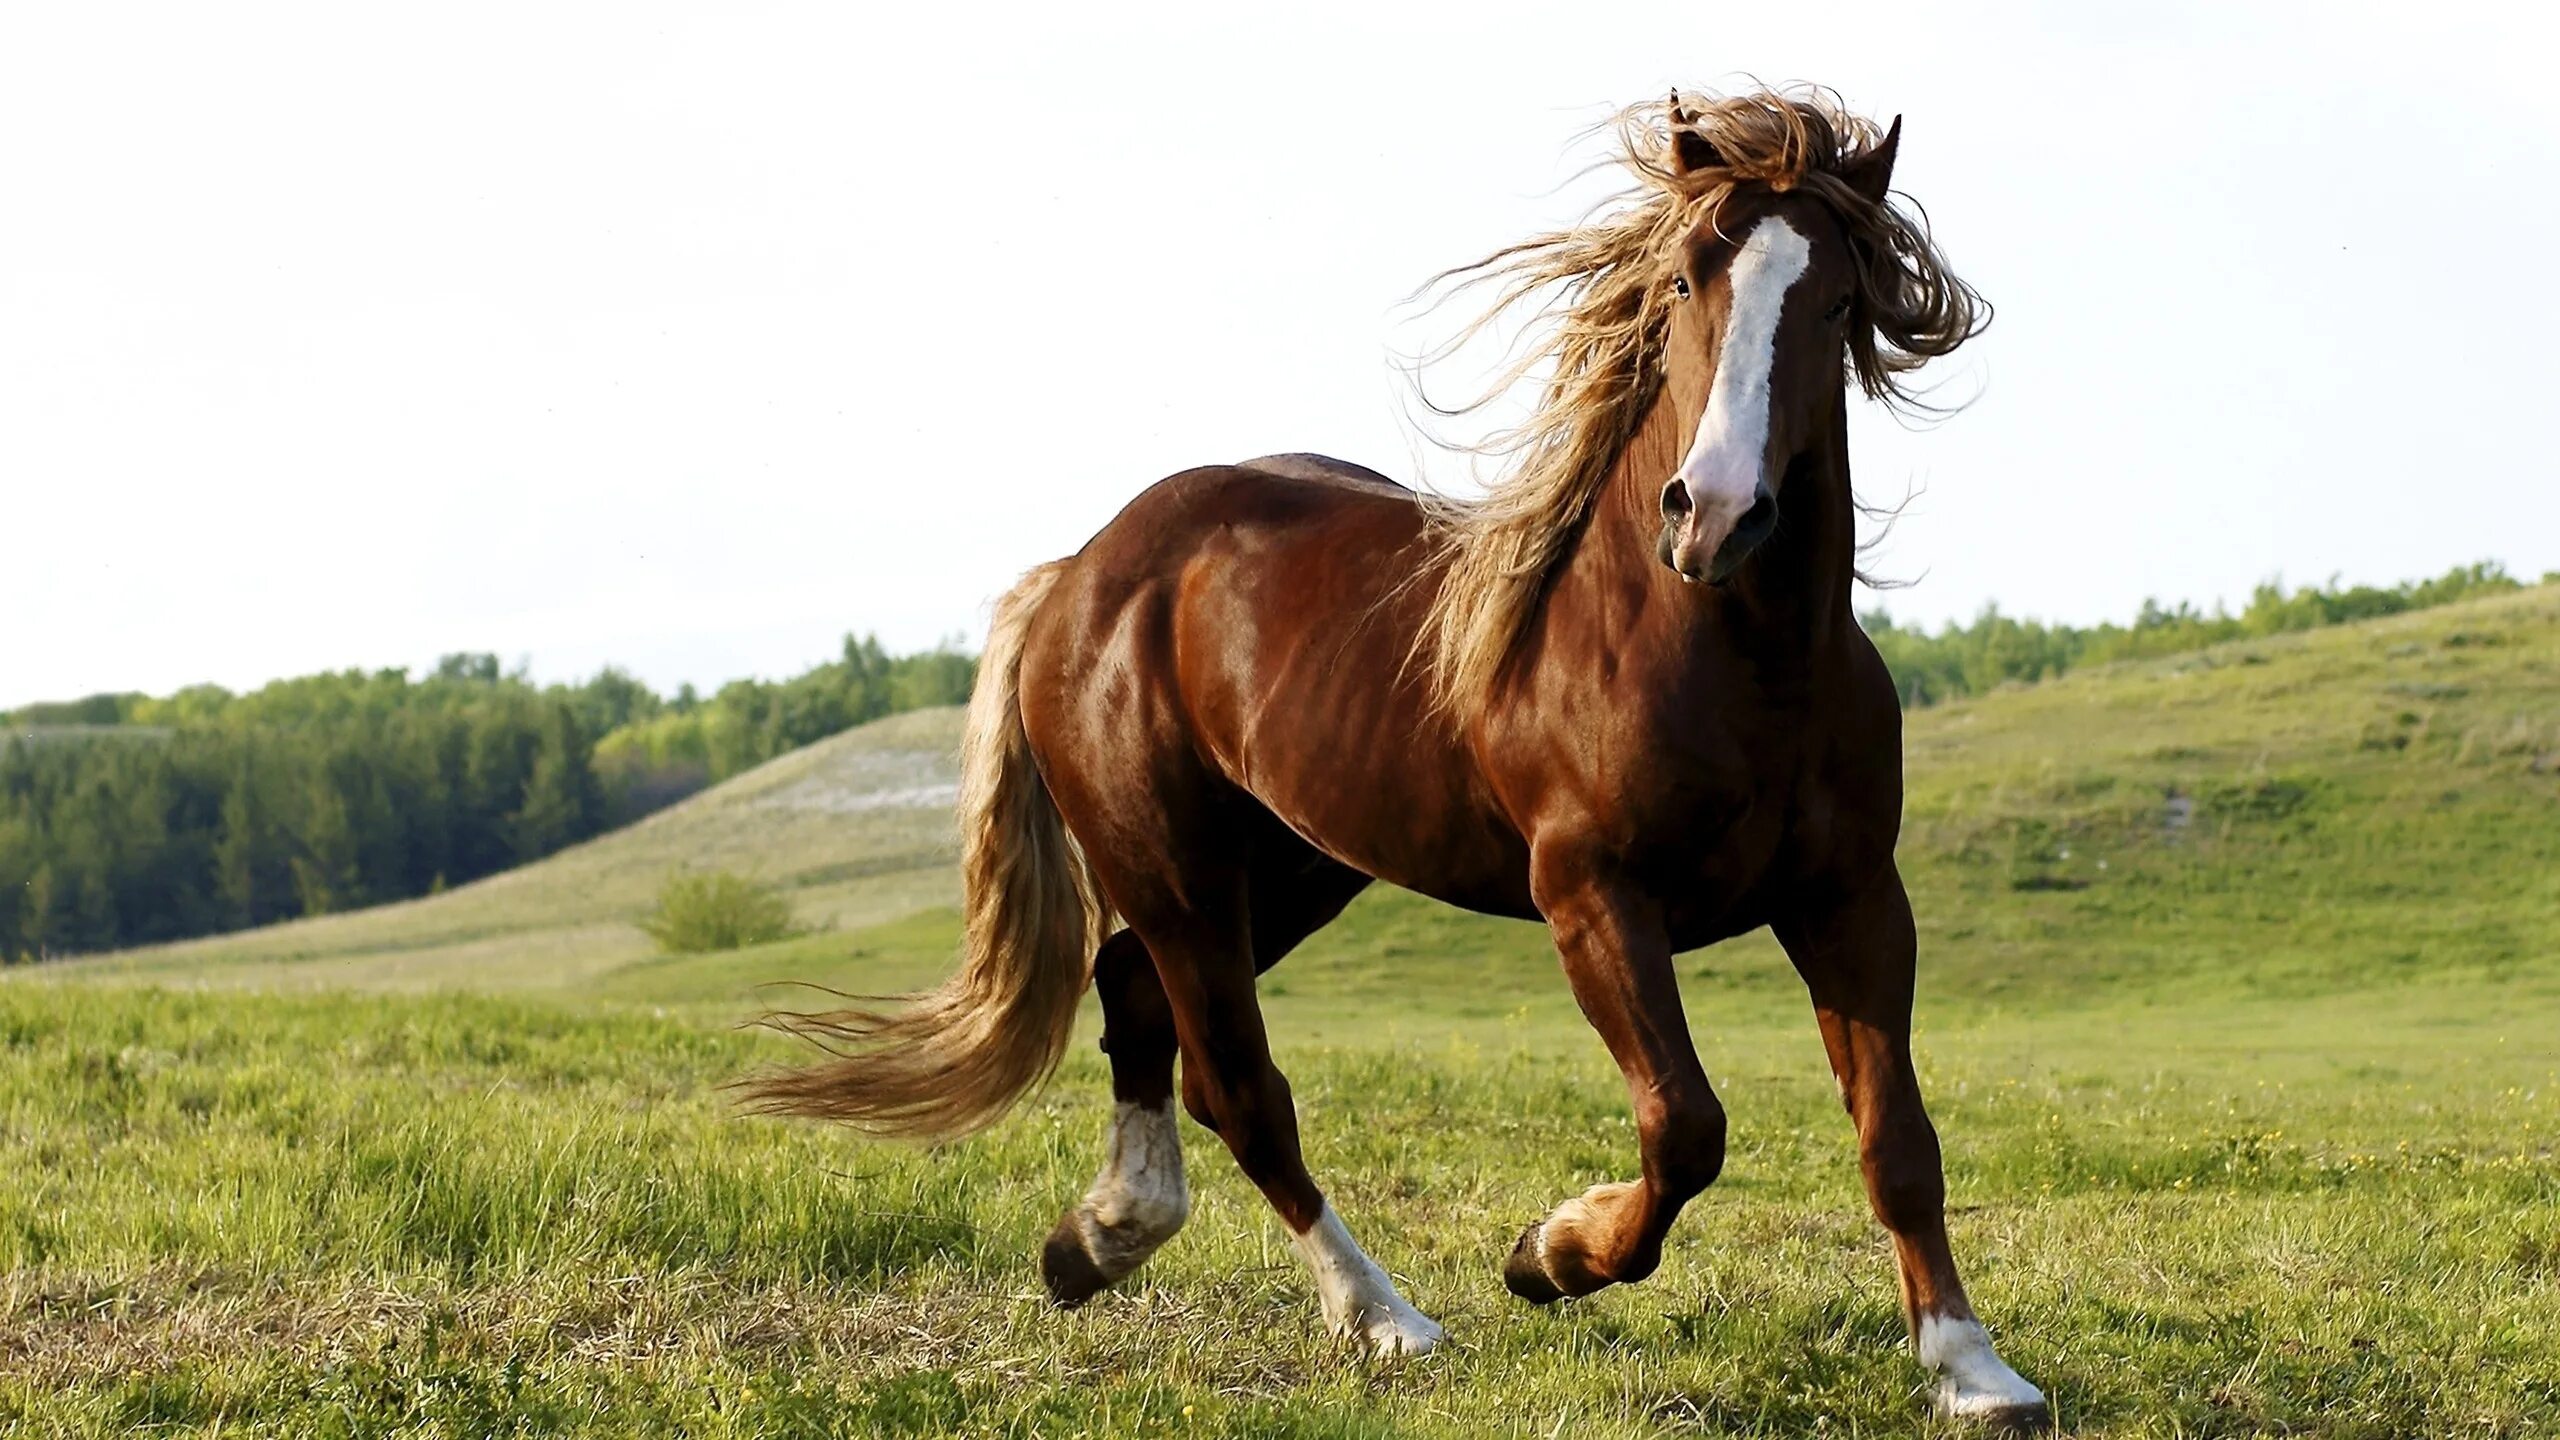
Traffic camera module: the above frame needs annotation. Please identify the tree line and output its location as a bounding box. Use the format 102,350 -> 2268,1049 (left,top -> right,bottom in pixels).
1859,563 -> 2533,708
0,640 -> 972,962
589,636 -> 973,805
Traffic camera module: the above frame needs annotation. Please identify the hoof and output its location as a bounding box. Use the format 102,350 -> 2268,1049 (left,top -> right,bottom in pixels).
1039,1211 -> 1113,1309
1288,1204 -> 1445,1360
1944,1397 -> 2052,1434
1922,1314 -> 2049,1430
1503,1181 -> 1639,1303
1501,1222 -> 1567,1305
1352,1305 -> 1446,1358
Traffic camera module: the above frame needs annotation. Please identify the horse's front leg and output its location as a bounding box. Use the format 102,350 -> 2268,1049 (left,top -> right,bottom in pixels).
1775,863 -> 2050,1430
1504,869 -> 1726,1302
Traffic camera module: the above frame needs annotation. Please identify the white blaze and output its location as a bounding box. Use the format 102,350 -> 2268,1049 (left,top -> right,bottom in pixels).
1286,1204 -> 1444,1357
1673,215 -> 1813,515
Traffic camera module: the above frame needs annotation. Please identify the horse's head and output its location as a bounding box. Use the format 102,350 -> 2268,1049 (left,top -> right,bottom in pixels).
1417,90 -> 1982,711
1653,117 -> 1901,584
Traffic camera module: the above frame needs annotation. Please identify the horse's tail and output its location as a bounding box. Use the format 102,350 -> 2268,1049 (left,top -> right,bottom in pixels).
737,559 -> 1106,1139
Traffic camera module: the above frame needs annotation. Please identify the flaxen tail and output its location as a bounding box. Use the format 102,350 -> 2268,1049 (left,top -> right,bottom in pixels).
736,561 -> 1106,1138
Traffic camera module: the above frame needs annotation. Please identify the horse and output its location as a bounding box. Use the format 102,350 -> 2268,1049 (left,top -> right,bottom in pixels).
745,86 -> 2048,1429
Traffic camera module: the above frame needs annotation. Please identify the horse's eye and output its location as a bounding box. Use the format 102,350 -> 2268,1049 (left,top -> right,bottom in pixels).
1823,293 -> 1854,321
1672,276 -> 1692,300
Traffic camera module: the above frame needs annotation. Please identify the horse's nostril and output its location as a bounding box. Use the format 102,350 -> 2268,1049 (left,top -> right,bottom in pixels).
1659,479 -> 1693,519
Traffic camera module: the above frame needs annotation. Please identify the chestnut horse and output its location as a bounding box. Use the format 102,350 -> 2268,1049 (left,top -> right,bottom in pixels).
748,88 -> 2047,1427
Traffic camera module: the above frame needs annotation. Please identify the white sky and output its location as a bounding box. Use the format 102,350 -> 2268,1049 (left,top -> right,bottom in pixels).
6,2 -> 2556,708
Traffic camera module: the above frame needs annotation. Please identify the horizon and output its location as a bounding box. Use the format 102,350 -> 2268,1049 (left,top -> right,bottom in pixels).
6,556 -> 2538,712
8,3 -> 2556,711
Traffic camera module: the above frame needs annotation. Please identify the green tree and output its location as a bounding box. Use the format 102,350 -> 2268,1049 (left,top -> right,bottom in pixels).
570,666 -> 663,735
289,768 -> 357,917
214,764 -> 262,929
17,862 -> 54,961
512,704 -> 601,862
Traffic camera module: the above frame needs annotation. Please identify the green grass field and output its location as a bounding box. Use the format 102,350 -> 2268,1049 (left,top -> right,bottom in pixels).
7,587 -> 2559,1436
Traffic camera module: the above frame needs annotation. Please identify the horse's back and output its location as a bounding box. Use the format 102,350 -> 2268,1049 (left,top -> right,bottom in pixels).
1150,452 -> 1416,534
1019,456 -> 1532,914
1044,456 -> 1426,608
1030,453 -> 1421,674
1234,452 -> 1409,493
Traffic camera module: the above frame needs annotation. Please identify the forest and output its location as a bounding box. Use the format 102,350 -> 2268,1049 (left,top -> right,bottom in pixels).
3,564 -> 2535,962
0,640 -> 972,961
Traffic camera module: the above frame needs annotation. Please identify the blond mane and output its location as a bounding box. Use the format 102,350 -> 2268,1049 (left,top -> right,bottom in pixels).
1415,86 -> 1985,718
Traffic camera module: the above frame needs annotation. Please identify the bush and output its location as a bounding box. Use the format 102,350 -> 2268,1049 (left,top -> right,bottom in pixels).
638,871 -> 802,954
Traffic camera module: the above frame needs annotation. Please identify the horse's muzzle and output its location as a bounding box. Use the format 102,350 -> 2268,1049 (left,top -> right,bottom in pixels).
1658,479 -> 1779,584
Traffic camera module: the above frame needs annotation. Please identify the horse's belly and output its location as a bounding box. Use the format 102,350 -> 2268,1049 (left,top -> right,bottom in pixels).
1244,754 -> 1538,919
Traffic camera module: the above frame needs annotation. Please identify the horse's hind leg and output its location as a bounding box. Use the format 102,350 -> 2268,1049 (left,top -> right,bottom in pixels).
1174,843 -> 1373,1134
1120,843 -> 1440,1355
1041,928 -> 1191,1307
1036,847 -> 1384,1319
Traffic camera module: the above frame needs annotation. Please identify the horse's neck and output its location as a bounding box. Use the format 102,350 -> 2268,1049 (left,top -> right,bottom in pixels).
1591,388 -> 1859,647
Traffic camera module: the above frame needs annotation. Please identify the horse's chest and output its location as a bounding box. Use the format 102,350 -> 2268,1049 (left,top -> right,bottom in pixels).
1581,715 -> 1859,936
1635,779 -> 1792,923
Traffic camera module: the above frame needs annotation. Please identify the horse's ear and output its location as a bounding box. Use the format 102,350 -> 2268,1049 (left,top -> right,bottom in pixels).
1666,93 -> 1722,175
1841,115 -> 1902,205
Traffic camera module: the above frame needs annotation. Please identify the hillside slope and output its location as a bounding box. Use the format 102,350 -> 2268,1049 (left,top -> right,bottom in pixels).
1889,579 -> 2560,1000
66,583 -> 2560,1006
82,706 -> 966,990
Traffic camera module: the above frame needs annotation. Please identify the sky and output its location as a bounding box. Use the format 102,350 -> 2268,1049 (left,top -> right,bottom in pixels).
6,2 -> 2557,708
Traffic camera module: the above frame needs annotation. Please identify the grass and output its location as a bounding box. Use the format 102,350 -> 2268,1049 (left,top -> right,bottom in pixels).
6,584 -> 2559,1435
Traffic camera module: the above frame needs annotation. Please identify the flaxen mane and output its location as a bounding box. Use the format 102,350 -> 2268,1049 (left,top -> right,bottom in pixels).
1416,86 -> 1985,718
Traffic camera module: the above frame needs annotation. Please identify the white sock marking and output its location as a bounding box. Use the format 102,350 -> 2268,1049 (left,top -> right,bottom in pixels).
1917,1312 -> 2047,1419
1673,215 -> 1812,517
1073,1101 -> 1189,1279
1286,1204 -> 1444,1357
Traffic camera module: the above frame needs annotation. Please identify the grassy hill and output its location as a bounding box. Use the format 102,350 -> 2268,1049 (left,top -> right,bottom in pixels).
79,706 -> 969,993
7,584 -> 2558,1437
76,581 -> 2560,1013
